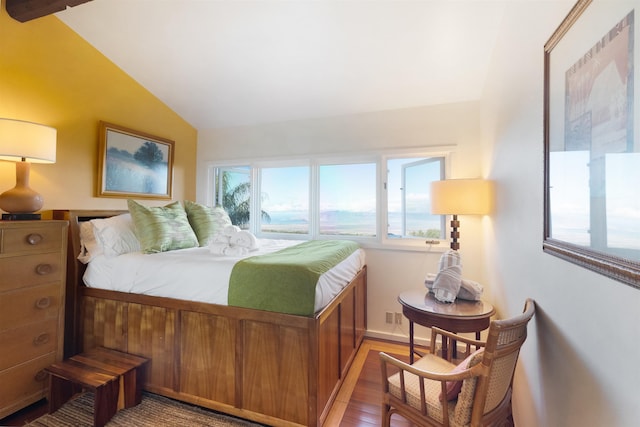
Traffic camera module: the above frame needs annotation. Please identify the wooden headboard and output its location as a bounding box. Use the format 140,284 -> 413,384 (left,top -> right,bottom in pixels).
51,209 -> 126,357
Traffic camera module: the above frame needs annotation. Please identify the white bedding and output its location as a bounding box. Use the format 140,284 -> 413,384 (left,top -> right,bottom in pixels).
83,238 -> 366,313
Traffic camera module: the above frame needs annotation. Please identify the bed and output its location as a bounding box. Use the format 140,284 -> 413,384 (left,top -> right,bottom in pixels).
54,208 -> 367,427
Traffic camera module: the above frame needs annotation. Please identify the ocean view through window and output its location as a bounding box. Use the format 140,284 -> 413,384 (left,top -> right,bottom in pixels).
260,165 -> 310,234
210,150 -> 448,245
320,163 -> 377,236
387,157 -> 443,239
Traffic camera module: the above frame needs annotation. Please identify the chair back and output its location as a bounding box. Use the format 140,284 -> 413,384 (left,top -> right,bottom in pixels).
469,298 -> 535,424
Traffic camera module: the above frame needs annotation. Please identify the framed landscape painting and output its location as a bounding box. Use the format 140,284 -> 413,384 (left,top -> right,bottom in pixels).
97,121 -> 174,199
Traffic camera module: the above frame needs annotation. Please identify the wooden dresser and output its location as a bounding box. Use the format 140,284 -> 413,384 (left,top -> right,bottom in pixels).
0,220 -> 68,419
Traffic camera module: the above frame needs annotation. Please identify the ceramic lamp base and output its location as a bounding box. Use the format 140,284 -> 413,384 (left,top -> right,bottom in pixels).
0,161 -> 44,214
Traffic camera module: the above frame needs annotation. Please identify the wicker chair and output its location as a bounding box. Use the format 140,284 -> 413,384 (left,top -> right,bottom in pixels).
380,298 -> 535,427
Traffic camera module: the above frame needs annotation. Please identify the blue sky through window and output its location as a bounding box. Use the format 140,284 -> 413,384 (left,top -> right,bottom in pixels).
214,153 -> 446,240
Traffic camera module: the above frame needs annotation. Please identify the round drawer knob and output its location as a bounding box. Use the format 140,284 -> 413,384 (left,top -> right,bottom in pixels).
35,297 -> 51,309
35,264 -> 53,275
26,233 -> 44,245
33,333 -> 50,346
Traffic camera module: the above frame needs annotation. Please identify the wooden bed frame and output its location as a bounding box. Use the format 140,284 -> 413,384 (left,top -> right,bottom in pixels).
53,210 -> 367,427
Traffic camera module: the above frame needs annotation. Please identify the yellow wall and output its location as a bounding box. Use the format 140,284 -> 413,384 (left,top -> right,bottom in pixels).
0,7 -> 197,211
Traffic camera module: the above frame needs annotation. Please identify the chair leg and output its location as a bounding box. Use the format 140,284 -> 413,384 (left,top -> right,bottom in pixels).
381,403 -> 391,427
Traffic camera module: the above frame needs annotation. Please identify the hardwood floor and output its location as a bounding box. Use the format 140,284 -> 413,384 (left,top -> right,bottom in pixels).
0,338 -> 415,426
326,338 -> 414,426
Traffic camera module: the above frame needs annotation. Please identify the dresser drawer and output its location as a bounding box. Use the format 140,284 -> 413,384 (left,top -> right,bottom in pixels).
0,318 -> 58,371
0,221 -> 66,419
0,224 -> 63,256
0,283 -> 62,331
0,353 -> 53,415
0,252 -> 63,292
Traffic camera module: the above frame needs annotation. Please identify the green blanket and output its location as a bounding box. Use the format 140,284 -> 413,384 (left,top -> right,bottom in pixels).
228,240 -> 360,316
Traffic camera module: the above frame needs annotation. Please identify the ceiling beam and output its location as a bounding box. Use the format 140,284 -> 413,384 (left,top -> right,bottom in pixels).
6,0 -> 92,23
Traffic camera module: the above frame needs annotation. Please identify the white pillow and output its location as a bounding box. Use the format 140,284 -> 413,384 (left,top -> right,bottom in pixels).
90,213 -> 141,257
78,221 -> 103,264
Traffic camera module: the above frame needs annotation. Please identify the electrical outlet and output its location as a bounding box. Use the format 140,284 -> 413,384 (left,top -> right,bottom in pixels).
395,312 -> 403,324
385,312 -> 393,324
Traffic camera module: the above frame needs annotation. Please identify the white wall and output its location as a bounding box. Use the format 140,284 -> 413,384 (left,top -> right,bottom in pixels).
196,2 -> 640,425
196,102 -> 494,342
481,1 -> 640,426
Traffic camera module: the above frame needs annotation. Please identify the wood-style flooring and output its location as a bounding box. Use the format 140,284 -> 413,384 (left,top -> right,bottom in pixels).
326,338 -> 413,426
0,338 -> 415,426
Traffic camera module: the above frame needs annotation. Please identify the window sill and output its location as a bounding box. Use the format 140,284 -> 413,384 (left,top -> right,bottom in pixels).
360,240 -> 449,253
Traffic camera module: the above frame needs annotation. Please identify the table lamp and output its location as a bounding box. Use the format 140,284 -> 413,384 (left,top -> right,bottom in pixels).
0,118 -> 57,219
430,178 -> 494,250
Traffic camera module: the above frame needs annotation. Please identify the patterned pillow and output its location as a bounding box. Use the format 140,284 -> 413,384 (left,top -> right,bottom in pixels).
127,200 -> 199,254
183,200 -> 232,246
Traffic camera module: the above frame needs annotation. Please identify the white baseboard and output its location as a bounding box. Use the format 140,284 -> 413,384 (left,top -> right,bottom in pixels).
364,330 -> 473,357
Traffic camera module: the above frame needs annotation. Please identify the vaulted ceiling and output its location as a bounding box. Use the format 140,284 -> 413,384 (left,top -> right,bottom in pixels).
51,0 -> 508,130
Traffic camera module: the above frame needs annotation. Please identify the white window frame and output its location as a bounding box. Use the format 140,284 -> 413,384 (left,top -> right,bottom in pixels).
205,146 -> 454,251
378,148 -> 452,250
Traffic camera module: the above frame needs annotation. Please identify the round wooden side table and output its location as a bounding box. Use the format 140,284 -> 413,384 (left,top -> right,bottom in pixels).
398,289 -> 495,362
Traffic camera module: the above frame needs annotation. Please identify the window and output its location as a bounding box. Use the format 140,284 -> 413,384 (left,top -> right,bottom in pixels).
319,163 -> 377,237
209,149 -> 449,247
260,166 -> 310,234
213,165 -> 251,228
386,157 -> 444,240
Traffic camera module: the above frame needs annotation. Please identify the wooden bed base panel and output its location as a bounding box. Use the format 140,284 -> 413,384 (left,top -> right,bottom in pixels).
54,210 -> 367,427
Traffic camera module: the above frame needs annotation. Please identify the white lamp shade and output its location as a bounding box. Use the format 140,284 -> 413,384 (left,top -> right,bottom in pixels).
430,179 -> 494,215
0,118 -> 56,163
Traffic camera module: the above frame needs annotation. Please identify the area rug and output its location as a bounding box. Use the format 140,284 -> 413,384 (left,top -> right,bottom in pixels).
25,392 -> 264,427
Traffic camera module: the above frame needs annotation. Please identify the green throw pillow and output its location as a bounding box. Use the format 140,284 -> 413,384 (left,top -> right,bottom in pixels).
184,200 -> 232,246
127,200 -> 199,254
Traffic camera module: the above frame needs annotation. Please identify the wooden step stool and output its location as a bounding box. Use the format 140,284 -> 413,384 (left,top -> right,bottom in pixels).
45,347 -> 149,427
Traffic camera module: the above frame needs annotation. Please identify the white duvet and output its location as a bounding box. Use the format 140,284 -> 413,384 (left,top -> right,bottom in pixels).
84,238 -> 366,313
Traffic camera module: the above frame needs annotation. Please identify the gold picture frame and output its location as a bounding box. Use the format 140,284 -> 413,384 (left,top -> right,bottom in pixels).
543,0 -> 640,288
97,121 -> 174,200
